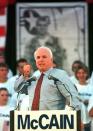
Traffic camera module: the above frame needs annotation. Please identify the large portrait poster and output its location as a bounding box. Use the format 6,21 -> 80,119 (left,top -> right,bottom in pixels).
16,2 -> 88,74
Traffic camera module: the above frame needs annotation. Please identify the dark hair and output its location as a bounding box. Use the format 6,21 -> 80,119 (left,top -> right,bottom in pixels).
75,65 -> 89,80
0,88 -> 8,93
72,60 -> 84,72
16,58 -> 28,66
0,63 -> 8,69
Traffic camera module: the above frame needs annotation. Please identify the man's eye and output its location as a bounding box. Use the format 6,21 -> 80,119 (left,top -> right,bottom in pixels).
1,94 -> 9,97
36,56 -> 40,59
43,56 -> 47,58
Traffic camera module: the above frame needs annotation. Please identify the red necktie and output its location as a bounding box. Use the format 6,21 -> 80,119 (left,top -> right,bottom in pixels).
31,73 -> 44,110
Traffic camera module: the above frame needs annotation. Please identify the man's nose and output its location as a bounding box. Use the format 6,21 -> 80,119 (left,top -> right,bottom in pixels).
39,57 -> 44,61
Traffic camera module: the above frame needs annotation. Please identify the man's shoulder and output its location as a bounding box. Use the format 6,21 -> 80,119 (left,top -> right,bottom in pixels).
8,75 -> 19,82
51,68 -> 67,75
49,68 -> 68,80
32,70 -> 40,77
0,105 -> 14,111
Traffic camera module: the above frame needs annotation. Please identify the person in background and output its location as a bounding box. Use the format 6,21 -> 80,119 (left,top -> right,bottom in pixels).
0,63 -> 14,105
70,60 -> 85,84
6,58 -> 29,108
8,58 -> 29,108
8,58 -> 29,90
0,88 -> 14,131
88,96 -> 93,131
74,65 -> 92,131
10,61 -> 32,109
15,46 -> 82,111
0,54 -> 13,79
89,71 -> 93,85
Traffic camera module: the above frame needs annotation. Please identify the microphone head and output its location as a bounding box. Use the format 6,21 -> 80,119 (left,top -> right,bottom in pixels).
48,75 -> 59,82
26,76 -> 37,83
48,75 -> 54,80
31,77 -> 37,81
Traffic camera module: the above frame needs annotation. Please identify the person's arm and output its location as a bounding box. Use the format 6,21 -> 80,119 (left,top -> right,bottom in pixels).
89,108 -> 93,117
56,81 -> 81,110
14,75 -> 25,92
88,96 -> 93,117
51,69 -> 82,110
89,71 -> 93,85
14,64 -> 32,93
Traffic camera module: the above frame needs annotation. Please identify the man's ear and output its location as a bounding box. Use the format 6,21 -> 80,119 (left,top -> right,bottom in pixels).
51,58 -> 54,65
51,58 -> 53,62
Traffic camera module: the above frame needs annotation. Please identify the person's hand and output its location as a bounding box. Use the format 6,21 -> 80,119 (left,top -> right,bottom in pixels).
84,100 -> 88,106
23,64 -> 32,80
81,122 -> 84,131
89,108 -> 93,117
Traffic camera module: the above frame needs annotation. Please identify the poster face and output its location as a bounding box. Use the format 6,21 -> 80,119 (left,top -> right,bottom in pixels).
16,2 -> 88,74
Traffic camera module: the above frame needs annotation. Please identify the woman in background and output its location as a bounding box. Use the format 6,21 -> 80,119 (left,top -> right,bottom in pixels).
75,65 -> 92,131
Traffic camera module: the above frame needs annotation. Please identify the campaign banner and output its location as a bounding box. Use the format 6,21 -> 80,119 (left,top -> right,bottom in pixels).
10,110 -> 81,131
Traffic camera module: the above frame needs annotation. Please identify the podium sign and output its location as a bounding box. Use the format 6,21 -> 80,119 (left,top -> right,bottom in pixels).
10,110 -> 81,131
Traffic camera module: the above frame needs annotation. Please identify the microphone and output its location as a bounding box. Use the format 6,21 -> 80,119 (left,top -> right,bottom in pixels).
48,75 -> 59,82
16,76 -> 37,110
18,77 -> 37,93
26,76 -> 37,83
25,76 -> 37,86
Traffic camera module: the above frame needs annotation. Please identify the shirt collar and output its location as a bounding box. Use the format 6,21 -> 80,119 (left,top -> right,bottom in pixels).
41,68 -> 53,76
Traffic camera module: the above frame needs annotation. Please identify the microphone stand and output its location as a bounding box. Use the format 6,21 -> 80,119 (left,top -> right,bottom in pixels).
15,81 -> 30,110
15,92 -> 21,110
49,77 -> 75,110
15,77 -> 36,110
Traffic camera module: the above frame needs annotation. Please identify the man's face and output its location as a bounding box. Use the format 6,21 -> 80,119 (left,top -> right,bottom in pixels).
72,63 -> 80,73
23,64 -> 32,78
0,67 -> 8,79
76,69 -> 88,83
0,90 -> 9,105
35,48 -> 53,72
17,62 -> 28,75
36,21 -> 48,35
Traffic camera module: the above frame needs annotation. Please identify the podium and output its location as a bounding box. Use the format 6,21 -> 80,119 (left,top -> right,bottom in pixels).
10,110 -> 81,131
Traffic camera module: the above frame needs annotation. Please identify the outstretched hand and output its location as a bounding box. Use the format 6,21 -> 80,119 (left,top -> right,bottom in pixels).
23,64 -> 32,80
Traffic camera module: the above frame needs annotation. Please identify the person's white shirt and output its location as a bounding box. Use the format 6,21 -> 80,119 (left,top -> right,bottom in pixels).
0,81 -> 15,106
7,69 -> 13,79
10,93 -> 27,109
75,83 -> 92,124
87,96 -> 93,131
0,81 -> 15,95
7,75 -> 19,107
32,70 -> 40,77
75,83 -> 93,101
88,96 -> 93,113
90,72 -> 93,85
0,105 -> 14,131
70,75 -> 79,84
20,95 -> 29,110
8,75 -> 19,89
0,105 -> 14,121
